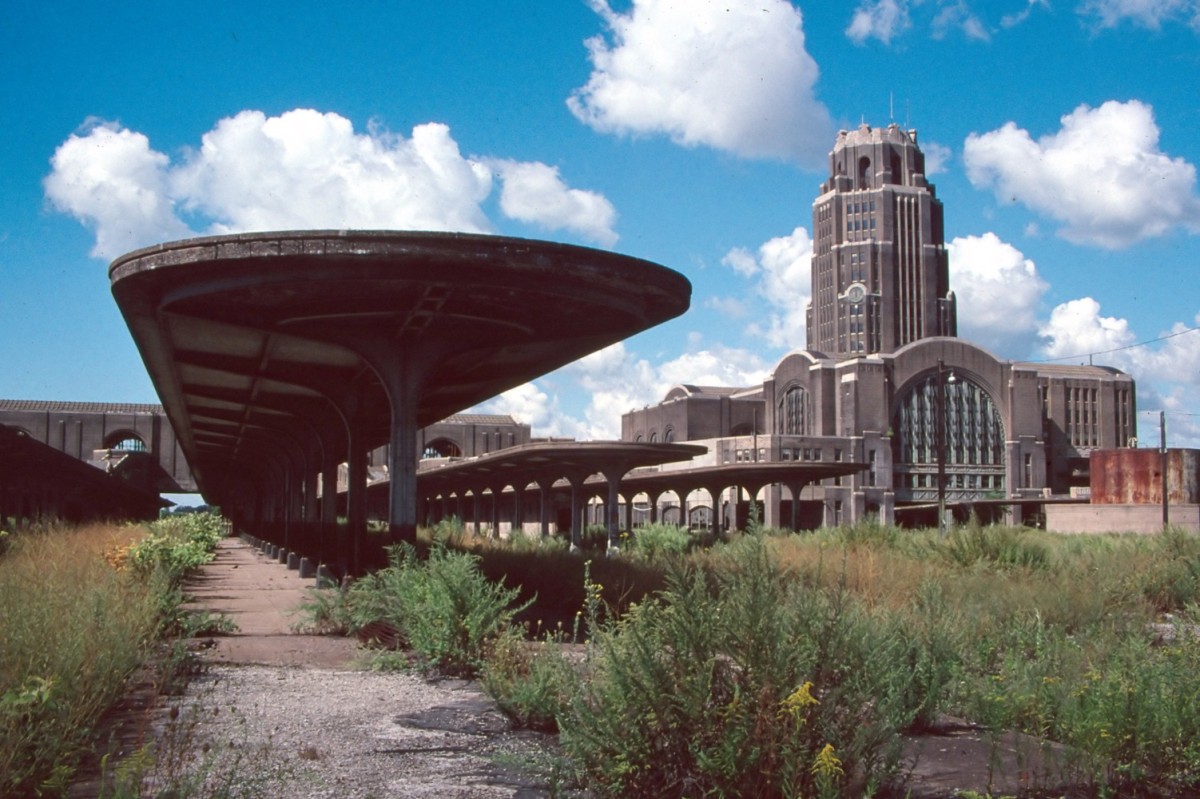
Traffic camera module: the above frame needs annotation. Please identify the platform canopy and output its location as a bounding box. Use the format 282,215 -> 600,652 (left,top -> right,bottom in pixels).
110,230 -> 691,545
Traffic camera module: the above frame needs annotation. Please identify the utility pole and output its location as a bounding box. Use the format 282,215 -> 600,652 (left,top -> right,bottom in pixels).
1161,410 -> 1169,530
937,359 -> 947,540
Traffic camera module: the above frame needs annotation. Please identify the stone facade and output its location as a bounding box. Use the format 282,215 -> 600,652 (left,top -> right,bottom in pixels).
622,124 -> 1137,529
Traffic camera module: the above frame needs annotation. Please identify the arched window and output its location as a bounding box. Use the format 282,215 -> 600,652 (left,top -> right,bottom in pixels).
422,438 -> 462,459
858,156 -> 872,189
649,431 -> 659,443
777,385 -> 811,436
109,435 -> 147,453
892,372 -> 1006,500
664,428 -> 675,443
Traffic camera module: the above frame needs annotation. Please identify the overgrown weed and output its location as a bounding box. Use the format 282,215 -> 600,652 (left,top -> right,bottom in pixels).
1,514 -> 229,796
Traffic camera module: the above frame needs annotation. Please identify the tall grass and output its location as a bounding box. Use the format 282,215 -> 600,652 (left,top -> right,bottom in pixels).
556,538 -> 956,797
474,520 -> 1200,796
0,513 -> 229,797
0,522 -> 160,796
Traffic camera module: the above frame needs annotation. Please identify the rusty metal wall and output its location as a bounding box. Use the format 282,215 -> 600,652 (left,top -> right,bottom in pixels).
1091,448 -> 1200,505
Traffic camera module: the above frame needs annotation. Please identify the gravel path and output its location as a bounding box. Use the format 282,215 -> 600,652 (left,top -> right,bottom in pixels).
157,537 -> 558,798
164,666 -> 554,798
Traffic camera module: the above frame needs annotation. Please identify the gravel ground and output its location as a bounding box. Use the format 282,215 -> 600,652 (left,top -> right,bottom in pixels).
159,664 -> 559,799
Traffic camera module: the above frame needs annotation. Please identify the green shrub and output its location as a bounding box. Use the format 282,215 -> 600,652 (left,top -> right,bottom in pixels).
580,524 -> 610,551
940,522 -> 1052,571
626,522 -> 690,560
126,512 -> 227,587
481,631 -> 578,732
343,543 -> 532,676
559,539 -> 936,798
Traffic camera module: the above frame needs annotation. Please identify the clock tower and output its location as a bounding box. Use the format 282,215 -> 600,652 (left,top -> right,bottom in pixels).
806,123 -> 956,358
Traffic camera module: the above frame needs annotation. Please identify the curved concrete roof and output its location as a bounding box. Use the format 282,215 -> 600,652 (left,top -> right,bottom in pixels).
416,441 -> 709,494
110,231 -> 691,508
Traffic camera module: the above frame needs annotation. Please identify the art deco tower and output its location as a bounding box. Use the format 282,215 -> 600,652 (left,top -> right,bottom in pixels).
806,123 -> 956,358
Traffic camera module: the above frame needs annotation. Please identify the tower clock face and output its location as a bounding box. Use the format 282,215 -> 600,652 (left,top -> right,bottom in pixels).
845,282 -> 867,304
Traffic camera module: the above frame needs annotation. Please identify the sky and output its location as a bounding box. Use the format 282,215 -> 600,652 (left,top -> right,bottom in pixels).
3,0 -> 1199,448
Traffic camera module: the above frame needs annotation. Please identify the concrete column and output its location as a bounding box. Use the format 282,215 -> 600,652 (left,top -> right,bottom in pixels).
785,481 -> 806,531
567,475 -> 587,550
602,469 -> 625,550
347,418 -> 369,574
512,483 -> 525,538
488,486 -> 501,538
383,369 -> 420,545
537,479 -> 553,537
703,483 -> 726,539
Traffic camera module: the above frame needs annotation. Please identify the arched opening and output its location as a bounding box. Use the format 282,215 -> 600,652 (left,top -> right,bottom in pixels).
649,431 -> 659,443
422,438 -> 462,459
777,385 -> 812,435
663,427 -> 675,443
105,432 -> 147,453
857,156 -> 872,189
892,371 -> 1006,502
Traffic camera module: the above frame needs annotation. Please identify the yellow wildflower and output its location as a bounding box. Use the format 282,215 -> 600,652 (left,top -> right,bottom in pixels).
780,681 -> 819,719
811,743 -> 844,780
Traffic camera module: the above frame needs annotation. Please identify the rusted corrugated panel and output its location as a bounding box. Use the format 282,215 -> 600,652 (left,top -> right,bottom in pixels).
1091,449 -> 1200,504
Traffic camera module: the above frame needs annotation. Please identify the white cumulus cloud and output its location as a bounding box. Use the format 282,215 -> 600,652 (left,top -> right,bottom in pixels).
171,110 -> 493,237
1079,0 -> 1200,30
475,381 -> 591,440
1038,297 -> 1136,363
932,0 -> 991,39
45,109 -> 619,259
568,0 -> 833,164
947,232 -> 1049,356
1037,302 -> 1200,447
43,122 -> 192,258
963,100 -> 1200,249
847,0 -> 911,44
490,159 -> 618,247
555,342 -> 770,439
921,141 -> 952,175
722,226 -> 814,349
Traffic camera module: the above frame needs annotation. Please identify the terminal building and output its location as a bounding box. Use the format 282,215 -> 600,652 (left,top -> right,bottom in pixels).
622,123 -> 1137,529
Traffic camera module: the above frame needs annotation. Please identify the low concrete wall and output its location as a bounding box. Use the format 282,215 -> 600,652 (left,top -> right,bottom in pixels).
1046,504 -> 1200,534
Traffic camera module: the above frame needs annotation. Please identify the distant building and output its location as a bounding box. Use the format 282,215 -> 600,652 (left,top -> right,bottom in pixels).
0,399 -> 529,515
0,400 -> 194,495
623,123 -> 1137,529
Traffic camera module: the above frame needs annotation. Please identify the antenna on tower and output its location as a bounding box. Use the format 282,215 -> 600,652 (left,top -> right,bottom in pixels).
889,92 -> 894,122
904,99 -> 910,130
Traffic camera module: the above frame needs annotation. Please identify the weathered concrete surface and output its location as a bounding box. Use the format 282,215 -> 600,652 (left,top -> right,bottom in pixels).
182,536 -> 359,668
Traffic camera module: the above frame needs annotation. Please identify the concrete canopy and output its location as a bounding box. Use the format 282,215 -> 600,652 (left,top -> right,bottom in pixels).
110,231 -> 691,553
417,441 -> 710,494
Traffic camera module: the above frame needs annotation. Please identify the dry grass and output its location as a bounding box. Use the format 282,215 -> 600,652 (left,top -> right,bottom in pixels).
1,521 -> 162,796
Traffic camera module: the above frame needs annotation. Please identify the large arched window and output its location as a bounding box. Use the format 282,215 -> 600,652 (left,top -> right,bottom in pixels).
422,438 -> 462,459
106,433 -> 147,453
892,372 -> 1006,500
777,385 -> 812,436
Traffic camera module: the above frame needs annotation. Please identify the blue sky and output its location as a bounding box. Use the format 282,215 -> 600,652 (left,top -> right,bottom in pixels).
3,0 -> 1199,446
